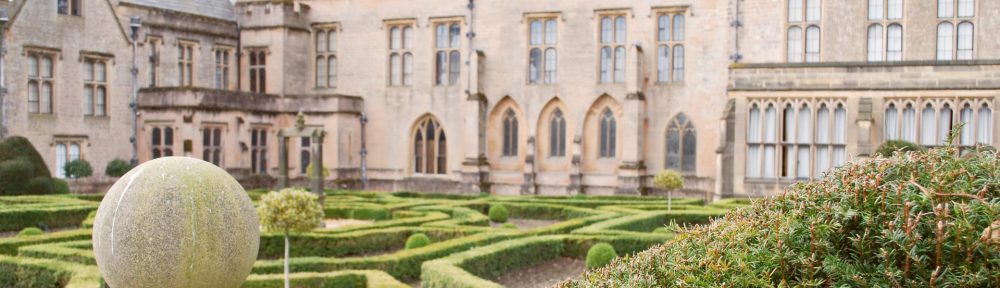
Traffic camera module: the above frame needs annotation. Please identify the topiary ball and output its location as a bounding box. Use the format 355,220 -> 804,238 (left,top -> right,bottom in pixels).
92,157 -> 259,288
488,204 -> 508,223
17,227 -> 43,237
585,243 -> 617,269
405,233 -> 431,249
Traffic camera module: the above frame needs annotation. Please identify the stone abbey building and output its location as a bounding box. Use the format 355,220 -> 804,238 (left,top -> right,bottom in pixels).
1,0 -> 996,198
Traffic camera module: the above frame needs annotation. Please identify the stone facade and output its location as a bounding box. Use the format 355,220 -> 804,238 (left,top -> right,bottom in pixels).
1,0 -> 996,197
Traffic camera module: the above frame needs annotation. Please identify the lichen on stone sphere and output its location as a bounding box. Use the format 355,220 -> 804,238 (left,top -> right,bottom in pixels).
92,157 -> 260,288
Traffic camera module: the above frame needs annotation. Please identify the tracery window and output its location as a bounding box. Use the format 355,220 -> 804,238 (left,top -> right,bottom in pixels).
937,0 -> 975,60
202,127 -> 223,166
434,22 -> 461,86
748,99 -> 846,179
599,109 -> 617,158
83,58 -> 108,116
599,14 -> 627,83
787,0 -> 821,63
666,114 -> 696,173
388,23 -> 414,86
656,11 -> 685,83
151,127 -> 174,159
528,18 -> 558,84
868,0 -> 905,62
315,27 -> 338,88
414,117 -> 447,175
549,109 -> 566,157
27,53 -> 55,114
502,109 -> 518,157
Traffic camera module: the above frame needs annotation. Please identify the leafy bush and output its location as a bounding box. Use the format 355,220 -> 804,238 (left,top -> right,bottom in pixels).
487,204 -> 508,223
0,136 -> 50,179
305,162 -> 330,179
63,160 -> 92,179
16,228 -> 43,237
563,146 -> 1000,287
874,140 -> 925,157
50,179 -> 69,194
405,233 -> 431,250
652,170 -> 683,191
24,177 -> 54,195
104,159 -> 132,177
350,207 -> 390,221
0,161 -> 45,196
258,189 -> 324,233
584,243 -> 616,269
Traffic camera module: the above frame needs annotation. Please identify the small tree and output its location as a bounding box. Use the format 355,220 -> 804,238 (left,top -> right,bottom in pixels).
257,188 -> 324,288
64,159 -> 93,179
104,159 -> 133,177
653,170 -> 684,210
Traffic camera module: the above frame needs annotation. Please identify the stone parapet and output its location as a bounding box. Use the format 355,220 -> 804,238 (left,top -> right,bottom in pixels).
138,87 -> 363,115
730,61 -> 1000,91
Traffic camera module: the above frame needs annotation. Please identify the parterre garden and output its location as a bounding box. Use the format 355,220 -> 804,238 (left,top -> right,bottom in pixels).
0,189 -> 749,287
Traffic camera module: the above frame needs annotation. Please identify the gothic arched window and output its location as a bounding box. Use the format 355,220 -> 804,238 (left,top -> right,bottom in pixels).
666,114 -> 696,173
599,108 -> 617,158
414,117 -> 447,174
502,109 -> 518,157
549,109 -> 566,157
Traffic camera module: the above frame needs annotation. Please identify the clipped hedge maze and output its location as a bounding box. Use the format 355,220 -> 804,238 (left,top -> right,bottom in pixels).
0,191 -> 749,287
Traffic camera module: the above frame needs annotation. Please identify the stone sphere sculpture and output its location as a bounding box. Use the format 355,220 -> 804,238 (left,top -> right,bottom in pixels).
92,157 -> 260,288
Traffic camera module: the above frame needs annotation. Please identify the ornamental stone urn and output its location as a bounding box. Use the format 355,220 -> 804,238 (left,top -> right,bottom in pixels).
92,157 -> 259,288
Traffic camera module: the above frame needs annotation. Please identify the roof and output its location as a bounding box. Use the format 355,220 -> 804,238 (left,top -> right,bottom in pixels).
121,0 -> 236,21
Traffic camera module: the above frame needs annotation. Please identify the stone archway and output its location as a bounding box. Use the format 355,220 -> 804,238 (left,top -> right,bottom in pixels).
276,112 -> 326,203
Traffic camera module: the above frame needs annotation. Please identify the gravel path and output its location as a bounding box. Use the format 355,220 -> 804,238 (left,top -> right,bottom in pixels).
490,218 -> 561,230
323,218 -> 373,229
492,257 -> 586,288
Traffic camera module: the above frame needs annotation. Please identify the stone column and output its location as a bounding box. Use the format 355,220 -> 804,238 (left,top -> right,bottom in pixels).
856,97 -> 874,158
277,133 -> 288,189
568,135 -> 584,195
311,132 -> 325,203
521,136 -> 537,195
460,52 -> 490,194
616,92 -> 647,195
715,99 -> 736,201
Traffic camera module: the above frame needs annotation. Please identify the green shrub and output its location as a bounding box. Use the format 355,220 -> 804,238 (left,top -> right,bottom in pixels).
651,227 -> 670,234
584,243 -> 616,269
487,204 -> 508,223
350,207 -> 391,221
104,159 -> 132,177
501,223 -> 517,229
652,170 -> 683,191
0,136 -> 51,179
0,161 -> 37,196
405,233 -> 431,250
874,140 -> 925,157
16,228 -> 43,237
50,179 -> 69,194
305,162 -> 330,179
25,177 -> 54,195
63,160 -> 92,179
563,146 -> 1000,287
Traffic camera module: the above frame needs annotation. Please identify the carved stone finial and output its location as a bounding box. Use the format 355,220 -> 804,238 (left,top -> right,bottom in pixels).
296,111 -> 306,131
